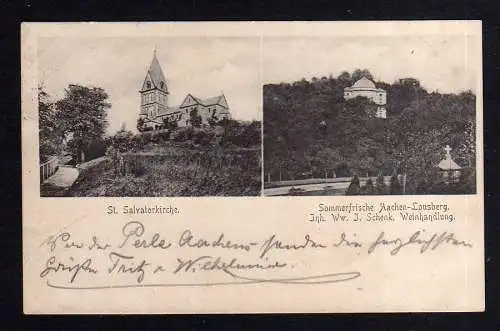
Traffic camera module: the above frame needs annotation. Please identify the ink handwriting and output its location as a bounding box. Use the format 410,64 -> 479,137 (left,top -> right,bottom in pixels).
39,221 -> 473,290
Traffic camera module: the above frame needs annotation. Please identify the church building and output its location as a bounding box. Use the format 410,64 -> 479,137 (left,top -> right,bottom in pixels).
139,50 -> 231,130
344,76 -> 387,119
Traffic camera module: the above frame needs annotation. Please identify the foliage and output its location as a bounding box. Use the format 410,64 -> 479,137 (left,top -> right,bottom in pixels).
163,117 -> 178,130
375,173 -> 387,195
171,127 -> 194,142
111,126 -> 136,152
55,84 -> 110,163
264,69 -> 476,194
345,175 -> 361,195
38,86 -> 63,161
221,120 -> 261,148
137,117 -> 145,132
189,108 -> 202,128
362,178 -> 374,195
67,145 -> 261,197
389,172 -> 402,195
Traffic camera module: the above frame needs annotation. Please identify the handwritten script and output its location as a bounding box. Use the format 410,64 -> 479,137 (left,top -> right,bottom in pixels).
39,221 -> 473,290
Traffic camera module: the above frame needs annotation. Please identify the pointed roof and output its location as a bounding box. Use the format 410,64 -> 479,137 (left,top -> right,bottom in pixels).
141,51 -> 167,92
179,93 -> 229,109
438,157 -> 461,170
437,145 -> 462,170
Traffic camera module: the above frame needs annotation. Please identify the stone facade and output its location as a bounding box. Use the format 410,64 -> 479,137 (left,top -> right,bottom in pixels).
344,76 -> 387,119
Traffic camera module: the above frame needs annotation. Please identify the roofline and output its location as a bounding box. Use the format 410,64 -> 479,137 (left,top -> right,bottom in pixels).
345,87 -> 385,92
179,93 -> 229,108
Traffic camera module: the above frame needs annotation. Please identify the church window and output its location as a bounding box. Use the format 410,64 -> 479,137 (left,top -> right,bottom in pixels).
160,81 -> 164,89
146,81 -> 151,89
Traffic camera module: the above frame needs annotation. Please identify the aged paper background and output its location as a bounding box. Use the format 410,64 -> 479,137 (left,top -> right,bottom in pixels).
22,21 -> 484,313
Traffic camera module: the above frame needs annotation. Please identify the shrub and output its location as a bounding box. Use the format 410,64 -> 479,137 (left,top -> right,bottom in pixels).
375,172 -> 387,195
345,174 -> 361,195
362,178 -> 374,195
192,130 -> 215,146
113,128 -> 136,152
171,127 -> 194,142
389,172 -> 402,194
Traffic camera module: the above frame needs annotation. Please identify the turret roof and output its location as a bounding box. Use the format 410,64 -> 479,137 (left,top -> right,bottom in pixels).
351,76 -> 376,89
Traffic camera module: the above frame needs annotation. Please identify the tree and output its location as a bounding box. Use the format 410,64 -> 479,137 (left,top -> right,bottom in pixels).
362,178 -> 375,195
137,117 -> 145,132
163,117 -> 178,130
38,85 -> 63,161
345,174 -> 361,195
351,69 -> 374,82
189,108 -> 202,128
389,172 -> 402,194
375,172 -> 387,195
55,84 -> 110,163
113,125 -> 135,152
337,71 -> 352,87
263,73 -> 476,195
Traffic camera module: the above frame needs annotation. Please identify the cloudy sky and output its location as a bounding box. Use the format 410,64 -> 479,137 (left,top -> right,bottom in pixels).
38,37 -> 261,134
263,35 -> 479,93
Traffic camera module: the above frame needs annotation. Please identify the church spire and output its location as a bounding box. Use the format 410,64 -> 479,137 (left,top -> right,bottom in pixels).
140,48 -> 168,93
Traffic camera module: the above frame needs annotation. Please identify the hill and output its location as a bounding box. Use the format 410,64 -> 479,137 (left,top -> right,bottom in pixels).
63,121 -> 262,197
263,71 -> 476,194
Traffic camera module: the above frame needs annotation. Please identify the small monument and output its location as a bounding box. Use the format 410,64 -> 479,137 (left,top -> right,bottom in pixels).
437,145 -> 462,183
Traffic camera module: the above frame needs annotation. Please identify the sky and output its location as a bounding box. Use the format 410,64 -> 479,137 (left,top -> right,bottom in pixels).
263,35 -> 479,93
38,34 -> 479,134
38,37 -> 262,134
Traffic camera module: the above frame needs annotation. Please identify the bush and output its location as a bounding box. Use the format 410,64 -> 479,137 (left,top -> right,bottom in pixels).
221,120 -> 261,148
68,145 -> 262,196
389,172 -> 402,194
362,178 -> 374,195
345,174 -> 361,195
375,172 -> 387,195
192,130 -> 215,146
113,128 -> 136,152
171,127 -> 194,142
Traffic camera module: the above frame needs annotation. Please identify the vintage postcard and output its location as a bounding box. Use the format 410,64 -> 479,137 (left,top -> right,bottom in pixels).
22,21 -> 484,313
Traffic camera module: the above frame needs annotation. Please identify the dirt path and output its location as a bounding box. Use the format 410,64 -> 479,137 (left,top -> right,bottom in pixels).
44,166 -> 79,187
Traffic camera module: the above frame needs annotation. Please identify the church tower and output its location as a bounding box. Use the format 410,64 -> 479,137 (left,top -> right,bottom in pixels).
139,49 -> 169,119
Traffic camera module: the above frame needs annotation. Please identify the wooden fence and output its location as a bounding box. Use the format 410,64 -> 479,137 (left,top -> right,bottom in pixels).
40,156 -> 59,183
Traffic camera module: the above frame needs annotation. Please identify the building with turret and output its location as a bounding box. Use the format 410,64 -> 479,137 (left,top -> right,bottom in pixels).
344,76 -> 387,118
139,50 -> 231,130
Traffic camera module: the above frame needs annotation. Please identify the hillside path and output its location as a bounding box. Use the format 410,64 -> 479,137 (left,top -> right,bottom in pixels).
44,166 -> 80,187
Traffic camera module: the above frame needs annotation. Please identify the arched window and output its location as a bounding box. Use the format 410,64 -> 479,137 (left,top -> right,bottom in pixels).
146,81 -> 151,89
160,81 -> 164,89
